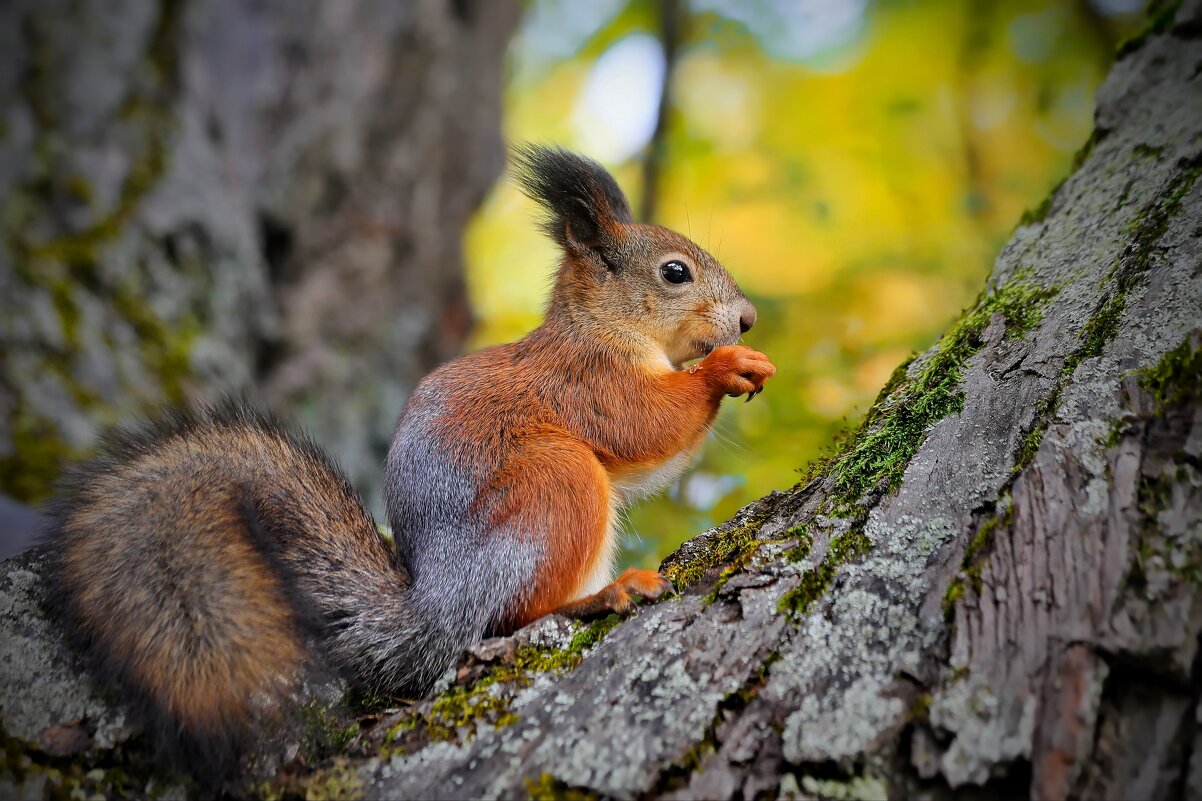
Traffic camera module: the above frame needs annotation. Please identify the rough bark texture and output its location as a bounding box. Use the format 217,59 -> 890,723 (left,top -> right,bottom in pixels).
0,0 -> 518,515
2,3 -> 1201,800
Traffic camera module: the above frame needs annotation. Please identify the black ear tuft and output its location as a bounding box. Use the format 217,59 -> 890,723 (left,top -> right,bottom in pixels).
511,144 -> 633,251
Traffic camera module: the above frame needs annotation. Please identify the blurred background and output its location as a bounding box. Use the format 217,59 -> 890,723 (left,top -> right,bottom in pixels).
469,0 -> 1146,567
0,0 -> 1147,563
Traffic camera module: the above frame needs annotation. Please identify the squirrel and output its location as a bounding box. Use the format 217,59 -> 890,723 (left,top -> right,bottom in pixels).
43,145 -> 776,782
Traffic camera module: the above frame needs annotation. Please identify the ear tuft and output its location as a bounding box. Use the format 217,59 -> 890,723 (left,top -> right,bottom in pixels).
511,144 -> 633,251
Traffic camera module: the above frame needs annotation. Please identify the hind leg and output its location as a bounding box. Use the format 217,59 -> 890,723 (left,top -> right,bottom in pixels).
492,432 -> 672,629
550,568 -> 673,619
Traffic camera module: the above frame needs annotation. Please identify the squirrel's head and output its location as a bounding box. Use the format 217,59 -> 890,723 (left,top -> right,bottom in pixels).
513,144 -> 756,367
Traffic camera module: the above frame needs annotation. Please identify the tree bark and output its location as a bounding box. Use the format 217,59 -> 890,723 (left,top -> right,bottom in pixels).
0,0 -> 518,515
2,2 -> 1201,800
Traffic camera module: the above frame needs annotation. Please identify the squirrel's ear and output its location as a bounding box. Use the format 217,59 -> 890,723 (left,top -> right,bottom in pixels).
511,144 -> 633,256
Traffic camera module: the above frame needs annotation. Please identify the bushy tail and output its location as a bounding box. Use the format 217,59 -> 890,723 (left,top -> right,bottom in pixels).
43,401 -> 412,782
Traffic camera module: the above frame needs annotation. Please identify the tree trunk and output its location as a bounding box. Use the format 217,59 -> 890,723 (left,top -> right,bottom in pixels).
2,2 -> 1200,800
0,0 -> 518,516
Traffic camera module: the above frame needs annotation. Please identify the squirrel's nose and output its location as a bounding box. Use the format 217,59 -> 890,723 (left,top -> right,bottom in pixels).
738,302 -> 757,334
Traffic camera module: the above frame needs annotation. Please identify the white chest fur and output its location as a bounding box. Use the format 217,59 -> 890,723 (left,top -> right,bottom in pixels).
574,497 -> 618,599
609,448 -> 698,509
572,448 -> 702,601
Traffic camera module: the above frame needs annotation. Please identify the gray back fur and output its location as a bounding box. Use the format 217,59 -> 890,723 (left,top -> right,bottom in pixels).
383,380 -> 540,687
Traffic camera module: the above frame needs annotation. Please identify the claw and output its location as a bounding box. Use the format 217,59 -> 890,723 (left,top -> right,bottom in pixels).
746,387 -> 761,402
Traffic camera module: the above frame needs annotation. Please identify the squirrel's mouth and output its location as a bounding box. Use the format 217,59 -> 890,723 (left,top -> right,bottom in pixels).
673,340 -> 715,371
679,327 -> 739,367
693,325 -> 741,358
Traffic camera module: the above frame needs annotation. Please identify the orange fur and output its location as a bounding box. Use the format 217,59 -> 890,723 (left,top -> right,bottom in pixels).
417,162 -> 777,623
425,269 -> 774,627
490,431 -> 612,626
550,568 -> 673,620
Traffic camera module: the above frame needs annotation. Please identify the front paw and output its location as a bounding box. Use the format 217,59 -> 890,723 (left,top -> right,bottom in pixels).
700,345 -> 777,399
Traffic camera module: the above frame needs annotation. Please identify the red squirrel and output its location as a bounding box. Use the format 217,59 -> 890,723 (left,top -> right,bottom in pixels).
45,145 -> 776,781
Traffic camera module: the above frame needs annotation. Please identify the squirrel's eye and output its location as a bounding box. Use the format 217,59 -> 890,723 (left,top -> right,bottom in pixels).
661,260 -> 692,285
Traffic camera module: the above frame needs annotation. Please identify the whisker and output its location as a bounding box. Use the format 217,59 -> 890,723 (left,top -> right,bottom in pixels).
708,425 -> 749,456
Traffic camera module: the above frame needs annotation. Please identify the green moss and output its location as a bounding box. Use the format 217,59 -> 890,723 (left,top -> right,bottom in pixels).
792,354 -> 917,491
1019,194 -> 1055,227
1102,418 -> 1130,449
1116,335 -> 1202,592
299,765 -> 364,801
345,688 -> 391,716
0,0 -> 191,501
398,682 -> 520,743
827,276 -> 1057,503
876,354 -> 919,400
63,175 -> 94,205
1132,470 -> 1202,589
0,410 -> 78,503
1063,292 -> 1126,377
525,773 -> 599,801
20,96 -> 172,271
6,262 -> 201,411
662,510 -> 772,589
514,614 -> 623,674
0,722 -> 179,800
389,673 -> 516,743
564,614 -> 622,653
799,774 -> 889,801
1012,387 -> 1059,474
257,763 -> 363,801
0,322 -> 108,498
1017,277 -> 1138,475
704,525 -> 811,604
963,504 -> 1013,592
47,275 -> 81,347
1125,158 -> 1202,281
672,729 -> 717,783
941,579 -> 965,618
146,0 -> 185,86
301,702 -> 360,759
910,691 -> 932,723
778,528 -> 872,617
1137,335 -> 1202,412
17,0 -> 180,269
330,724 -> 359,752
390,616 -> 623,745
943,499 -> 1013,617
110,288 -> 199,405
1116,0 -> 1184,58
1012,418 -> 1046,474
